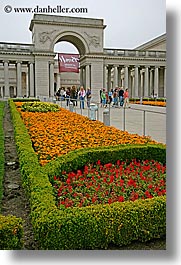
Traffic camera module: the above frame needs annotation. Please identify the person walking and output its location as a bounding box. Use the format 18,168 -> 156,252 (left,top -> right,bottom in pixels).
123,88 -> 130,108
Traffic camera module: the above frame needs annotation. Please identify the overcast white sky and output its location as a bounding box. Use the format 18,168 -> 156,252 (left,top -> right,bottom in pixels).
0,0 -> 166,53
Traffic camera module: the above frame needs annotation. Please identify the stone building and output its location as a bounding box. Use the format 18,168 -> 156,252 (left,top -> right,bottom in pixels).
0,14 -> 166,100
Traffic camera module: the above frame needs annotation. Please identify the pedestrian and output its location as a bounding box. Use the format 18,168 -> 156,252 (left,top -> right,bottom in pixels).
123,88 -> 130,108
108,90 -> 113,105
100,88 -> 103,106
70,86 -> 77,106
78,86 -> 86,109
60,87 -> 66,101
65,87 -> 71,107
101,88 -> 106,107
113,89 -> 118,107
86,88 -> 92,108
119,87 -> 124,107
55,88 -> 60,101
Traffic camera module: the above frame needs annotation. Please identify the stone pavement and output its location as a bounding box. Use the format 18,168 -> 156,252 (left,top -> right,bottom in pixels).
57,100 -> 166,144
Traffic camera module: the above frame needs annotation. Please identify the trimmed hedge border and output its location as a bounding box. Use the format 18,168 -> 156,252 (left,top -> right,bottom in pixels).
12,98 -> 40,102
44,144 -> 166,183
9,99 -> 166,249
0,215 -> 23,249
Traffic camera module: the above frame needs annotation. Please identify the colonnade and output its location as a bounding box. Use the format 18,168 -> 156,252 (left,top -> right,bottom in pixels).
0,61 -> 35,98
0,60 -> 166,99
103,64 -> 166,98
80,65 -> 92,89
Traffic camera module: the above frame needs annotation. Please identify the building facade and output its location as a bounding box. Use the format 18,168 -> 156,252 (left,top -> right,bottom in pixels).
0,14 -> 166,100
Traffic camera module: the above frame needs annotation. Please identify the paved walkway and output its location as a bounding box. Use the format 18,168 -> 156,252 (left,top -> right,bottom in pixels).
57,100 -> 166,144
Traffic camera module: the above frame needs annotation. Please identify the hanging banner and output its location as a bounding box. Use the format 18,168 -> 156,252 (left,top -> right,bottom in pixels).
58,53 -> 80,73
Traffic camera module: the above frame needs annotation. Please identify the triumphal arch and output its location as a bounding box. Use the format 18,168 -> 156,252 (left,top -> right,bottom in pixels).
0,14 -> 166,99
29,14 -> 106,98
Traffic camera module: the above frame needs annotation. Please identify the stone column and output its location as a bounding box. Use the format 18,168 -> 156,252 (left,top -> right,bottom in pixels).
80,67 -> 84,86
85,64 -> 90,89
164,67 -> 166,97
26,70 -> 29,97
4,61 -> 9,97
154,66 -> 159,97
144,66 -> 149,97
14,87 -> 16,97
118,67 -> 121,87
128,68 -> 132,95
89,59 -> 104,100
57,73 -> 60,90
83,67 -> 86,88
149,68 -> 153,96
124,65 -> 129,89
140,69 -> 144,98
103,65 -> 107,89
0,87 -> 3,98
29,62 -> 34,97
49,62 -> 54,98
134,66 -> 139,97
16,62 -> 22,97
107,66 -> 112,91
113,65 -> 118,88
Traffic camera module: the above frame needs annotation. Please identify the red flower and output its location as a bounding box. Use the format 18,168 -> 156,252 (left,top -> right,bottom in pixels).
66,178 -> 71,184
118,196 -> 124,202
148,184 -> 153,189
108,198 -> 112,204
109,175 -> 114,183
117,160 -> 121,166
120,179 -> 124,186
97,160 -> 101,165
92,197 -> 97,203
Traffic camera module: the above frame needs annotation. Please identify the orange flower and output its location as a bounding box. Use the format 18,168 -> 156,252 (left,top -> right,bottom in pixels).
16,105 -> 158,166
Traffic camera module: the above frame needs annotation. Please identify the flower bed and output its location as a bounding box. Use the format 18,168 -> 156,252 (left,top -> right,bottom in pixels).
133,101 -> 166,107
53,159 -> 166,208
15,102 -> 158,166
9,100 -> 166,249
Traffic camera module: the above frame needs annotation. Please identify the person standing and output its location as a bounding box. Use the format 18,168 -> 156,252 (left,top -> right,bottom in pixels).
123,88 -> 130,108
70,85 -> 77,106
119,87 -> 124,107
65,87 -> 71,107
86,88 -> 92,108
78,86 -> 86,109
101,88 -> 106,107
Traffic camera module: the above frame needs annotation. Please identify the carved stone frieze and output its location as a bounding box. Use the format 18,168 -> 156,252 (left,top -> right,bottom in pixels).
84,32 -> 100,48
39,30 -> 57,44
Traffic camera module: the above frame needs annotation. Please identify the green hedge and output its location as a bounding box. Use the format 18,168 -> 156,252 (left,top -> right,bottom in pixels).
0,215 -> 23,249
9,99 -> 166,249
12,98 -> 40,102
0,101 -> 5,208
44,144 -> 166,183
32,196 -> 166,250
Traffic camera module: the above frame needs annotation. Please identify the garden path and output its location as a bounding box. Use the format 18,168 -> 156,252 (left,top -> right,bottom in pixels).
1,103 -> 38,249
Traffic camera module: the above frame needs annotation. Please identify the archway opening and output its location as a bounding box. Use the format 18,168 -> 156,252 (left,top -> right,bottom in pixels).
54,41 -> 80,93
